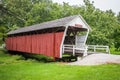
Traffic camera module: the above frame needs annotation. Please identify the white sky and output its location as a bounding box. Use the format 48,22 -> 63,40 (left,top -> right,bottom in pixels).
52,0 -> 120,15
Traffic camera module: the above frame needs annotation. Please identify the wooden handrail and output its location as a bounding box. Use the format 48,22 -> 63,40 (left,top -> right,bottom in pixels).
87,45 -> 110,54
62,44 -> 88,56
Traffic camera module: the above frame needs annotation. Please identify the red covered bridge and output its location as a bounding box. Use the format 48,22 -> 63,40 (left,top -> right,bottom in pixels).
5,15 -> 91,59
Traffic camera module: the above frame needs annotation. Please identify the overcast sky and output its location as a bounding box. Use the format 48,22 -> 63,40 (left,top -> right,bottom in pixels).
52,0 -> 120,15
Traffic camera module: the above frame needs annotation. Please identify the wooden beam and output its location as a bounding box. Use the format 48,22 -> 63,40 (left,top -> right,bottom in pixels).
60,26 -> 68,58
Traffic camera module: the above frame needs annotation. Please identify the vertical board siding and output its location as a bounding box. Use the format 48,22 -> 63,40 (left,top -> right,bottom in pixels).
9,37 -> 13,50
12,37 -> 17,51
5,32 -> 64,58
16,36 -> 20,51
37,33 -> 54,57
36,35 -> 40,54
18,36 -> 22,52
45,33 -> 54,57
22,36 -> 26,52
26,35 -> 32,53
55,32 -> 64,58
31,35 -> 37,54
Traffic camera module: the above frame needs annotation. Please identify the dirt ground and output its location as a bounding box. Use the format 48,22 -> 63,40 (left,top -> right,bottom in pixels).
68,53 -> 120,65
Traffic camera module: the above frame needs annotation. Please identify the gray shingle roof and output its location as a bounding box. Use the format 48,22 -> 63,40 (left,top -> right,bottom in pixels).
7,15 -> 91,35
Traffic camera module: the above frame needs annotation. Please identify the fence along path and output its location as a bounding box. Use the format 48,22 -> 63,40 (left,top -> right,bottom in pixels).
87,45 -> 110,54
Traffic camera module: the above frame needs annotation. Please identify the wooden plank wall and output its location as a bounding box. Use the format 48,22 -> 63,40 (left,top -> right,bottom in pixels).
5,32 -> 64,58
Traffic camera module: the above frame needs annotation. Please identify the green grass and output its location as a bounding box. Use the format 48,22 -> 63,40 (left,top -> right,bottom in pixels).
0,50 -> 120,80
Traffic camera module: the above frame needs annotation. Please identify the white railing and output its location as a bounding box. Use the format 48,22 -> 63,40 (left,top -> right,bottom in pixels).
62,45 -> 110,56
62,44 -> 75,55
87,45 -> 110,54
62,44 -> 88,56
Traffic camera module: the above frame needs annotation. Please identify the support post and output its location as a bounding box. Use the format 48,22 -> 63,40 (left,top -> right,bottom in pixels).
84,29 -> 89,44
60,26 -> 68,58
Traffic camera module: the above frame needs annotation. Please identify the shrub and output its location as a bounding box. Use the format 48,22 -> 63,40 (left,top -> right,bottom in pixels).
110,48 -> 120,55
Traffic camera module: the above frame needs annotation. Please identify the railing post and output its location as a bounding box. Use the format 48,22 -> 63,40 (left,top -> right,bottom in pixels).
62,45 -> 64,53
73,45 -> 75,56
106,46 -> 108,53
83,46 -> 88,56
108,46 -> 110,54
94,46 -> 96,52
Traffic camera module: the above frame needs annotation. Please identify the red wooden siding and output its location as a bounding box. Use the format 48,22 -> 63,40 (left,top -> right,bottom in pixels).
31,35 -> 38,54
9,37 -> 12,50
54,32 -> 64,58
12,37 -> 17,51
5,32 -> 64,58
37,33 -> 55,57
25,35 -> 32,53
17,36 -> 24,52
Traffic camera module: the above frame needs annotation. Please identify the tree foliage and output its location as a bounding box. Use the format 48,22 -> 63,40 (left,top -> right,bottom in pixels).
0,0 -> 120,50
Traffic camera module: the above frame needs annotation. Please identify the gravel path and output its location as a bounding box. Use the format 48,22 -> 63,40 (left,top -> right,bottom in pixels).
68,53 -> 120,65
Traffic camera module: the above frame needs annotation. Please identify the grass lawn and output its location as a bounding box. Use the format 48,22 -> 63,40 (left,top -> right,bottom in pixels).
0,50 -> 120,80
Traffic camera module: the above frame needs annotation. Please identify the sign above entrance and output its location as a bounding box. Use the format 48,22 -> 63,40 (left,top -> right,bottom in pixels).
74,24 -> 82,28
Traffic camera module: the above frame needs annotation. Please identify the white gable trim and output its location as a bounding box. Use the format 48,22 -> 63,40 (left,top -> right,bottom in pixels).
65,15 -> 91,31
79,15 -> 91,30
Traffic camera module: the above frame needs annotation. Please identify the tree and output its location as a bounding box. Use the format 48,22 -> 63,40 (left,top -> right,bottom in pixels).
113,13 -> 120,50
117,12 -> 120,23
0,0 -> 119,50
